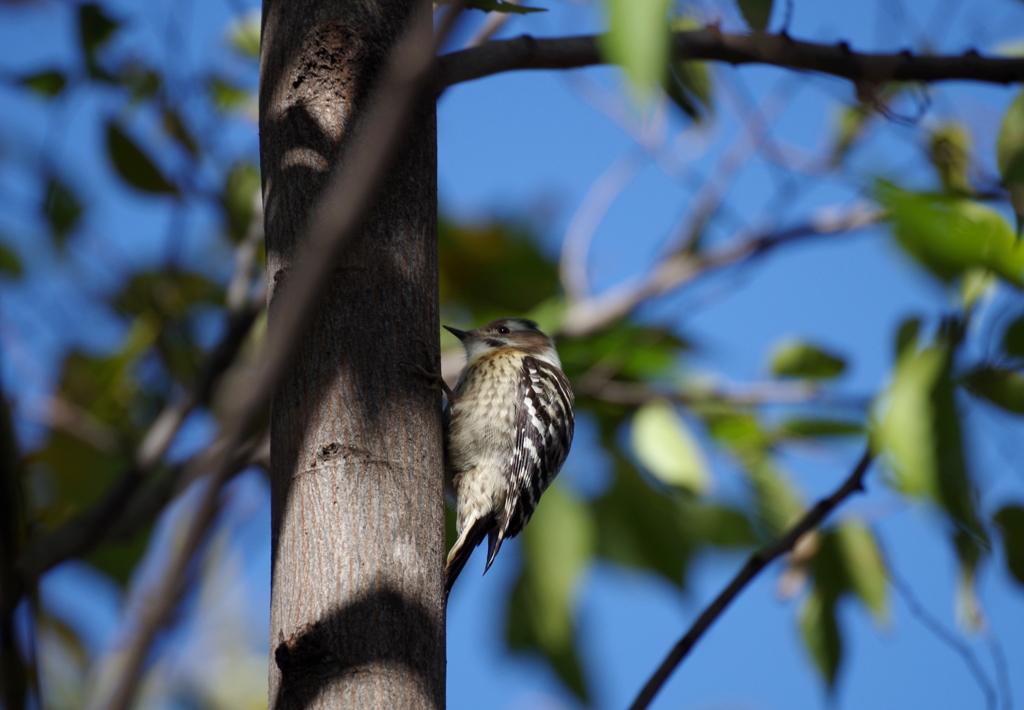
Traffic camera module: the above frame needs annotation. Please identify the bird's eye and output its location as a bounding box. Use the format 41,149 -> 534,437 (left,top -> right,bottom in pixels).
498,326 -> 510,334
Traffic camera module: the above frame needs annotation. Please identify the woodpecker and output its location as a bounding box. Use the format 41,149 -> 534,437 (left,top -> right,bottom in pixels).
443,317 -> 575,594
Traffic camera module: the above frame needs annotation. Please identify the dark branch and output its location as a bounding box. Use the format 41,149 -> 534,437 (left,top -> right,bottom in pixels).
437,30 -> 1024,91
629,448 -> 875,710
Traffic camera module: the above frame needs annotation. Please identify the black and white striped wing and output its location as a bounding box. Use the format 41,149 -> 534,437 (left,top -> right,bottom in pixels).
492,356 -> 574,557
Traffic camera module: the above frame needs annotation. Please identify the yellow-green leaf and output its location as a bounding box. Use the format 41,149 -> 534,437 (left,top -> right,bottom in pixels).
631,399 -> 710,493
800,588 -> 842,688
836,522 -> 888,624
601,0 -> 671,97
877,181 -> 1024,286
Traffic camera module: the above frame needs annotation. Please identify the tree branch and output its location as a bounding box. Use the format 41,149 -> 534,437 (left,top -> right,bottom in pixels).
559,202 -> 880,338
437,29 -> 1024,91
629,447 -> 875,710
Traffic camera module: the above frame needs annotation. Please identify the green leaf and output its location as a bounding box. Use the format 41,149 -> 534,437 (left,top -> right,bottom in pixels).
601,0 -> 671,96
895,316 -> 922,359
106,122 -> 177,195
229,10 -> 262,58
800,588 -> 842,688
21,70 -> 67,97
221,162 -> 261,242
876,181 -> 1024,287
162,108 -> 199,157
631,399 -> 709,493
1002,316 -> 1024,359
207,77 -> 253,113
928,123 -> 972,194
664,18 -> 713,121
0,242 -> 23,278
876,344 -> 949,497
746,455 -> 804,537
962,367 -> 1024,414
78,3 -> 119,71
997,90 -> 1024,184
993,505 -> 1024,586
776,417 -> 862,439
836,522 -> 888,623
960,268 -> 995,311
737,0 -> 774,31
43,176 -> 83,246
507,484 -> 594,700
770,339 -> 846,379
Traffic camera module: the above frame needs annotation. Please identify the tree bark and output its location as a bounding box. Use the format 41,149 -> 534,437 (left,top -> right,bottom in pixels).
259,1 -> 445,709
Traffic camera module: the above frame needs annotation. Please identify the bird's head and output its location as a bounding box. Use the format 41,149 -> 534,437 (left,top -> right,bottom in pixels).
444,317 -> 561,368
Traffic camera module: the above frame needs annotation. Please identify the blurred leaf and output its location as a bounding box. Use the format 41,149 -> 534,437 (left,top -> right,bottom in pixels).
960,268 -> 995,311
962,367 -> 1024,414
831,104 -> 872,165
631,399 -> 709,493
770,339 -> 846,379
800,588 -> 841,688
163,108 -> 199,157
79,3 -> 119,68
877,181 -> 1024,286
997,89 -> 1024,231
559,321 -> 688,384
120,65 -> 162,102
664,18 -> 713,121
21,70 -> 67,97
106,122 -> 177,194
876,337 -> 988,620
113,271 -> 221,320
27,429 -> 127,529
601,0 -> 671,96
836,522 -> 888,623
88,528 -> 152,586
593,460 -> 754,586
222,162 -> 261,242
439,217 -> 558,320
0,242 -> 23,278
737,0 -> 773,31
208,77 -> 252,113
746,454 -> 804,537
1003,316 -> 1024,359
895,316 -> 922,359
507,484 -> 594,700
993,505 -> 1024,586
776,417 -> 862,439
229,10 -> 262,58
876,344 -> 948,497
928,123 -> 972,194
43,175 -> 83,246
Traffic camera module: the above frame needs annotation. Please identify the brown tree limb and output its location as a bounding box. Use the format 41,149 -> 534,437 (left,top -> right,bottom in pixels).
437,29 -> 1024,91
628,448 -> 875,710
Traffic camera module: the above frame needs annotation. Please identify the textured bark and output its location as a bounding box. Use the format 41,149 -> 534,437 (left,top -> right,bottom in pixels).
259,2 -> 445,709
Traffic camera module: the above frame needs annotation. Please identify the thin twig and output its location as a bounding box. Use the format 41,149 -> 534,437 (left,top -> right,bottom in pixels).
888,562 -> 998,710
437,30 -> 1024,91
559,202 -> 880,337
629,448 -> 874,710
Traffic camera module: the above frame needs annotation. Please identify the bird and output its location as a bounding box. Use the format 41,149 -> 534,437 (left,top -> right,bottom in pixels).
442,317 -> 575,595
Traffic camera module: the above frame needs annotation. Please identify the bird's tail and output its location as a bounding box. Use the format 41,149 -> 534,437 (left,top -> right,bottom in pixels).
445,513 -> 495,596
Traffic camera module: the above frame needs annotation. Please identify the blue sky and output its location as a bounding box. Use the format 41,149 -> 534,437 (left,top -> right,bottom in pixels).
2,0 -> 1024,709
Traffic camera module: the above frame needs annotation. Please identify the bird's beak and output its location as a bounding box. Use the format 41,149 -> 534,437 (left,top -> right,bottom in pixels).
443,325 -> 469,341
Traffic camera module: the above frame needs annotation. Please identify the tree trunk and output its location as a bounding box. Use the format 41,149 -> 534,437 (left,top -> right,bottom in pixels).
259,1 -> 445,708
